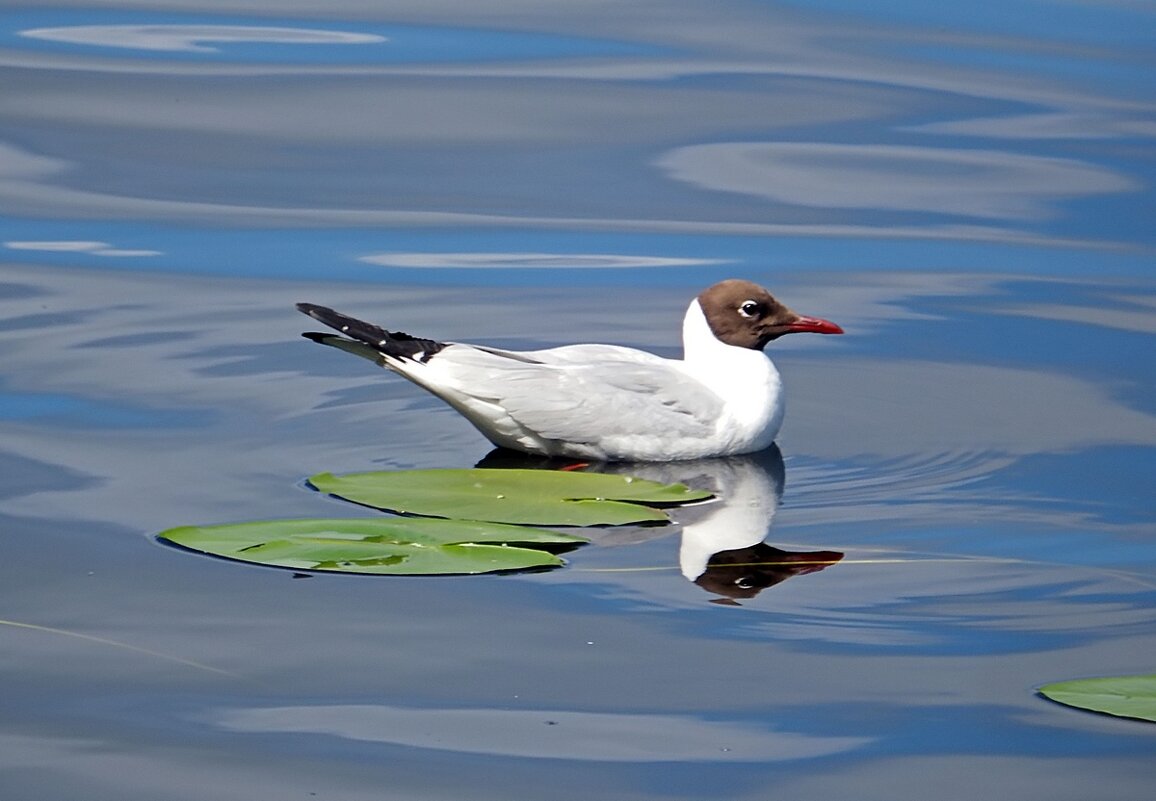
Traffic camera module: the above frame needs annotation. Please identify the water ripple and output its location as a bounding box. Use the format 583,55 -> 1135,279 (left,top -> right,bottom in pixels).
21,24 -> 386,54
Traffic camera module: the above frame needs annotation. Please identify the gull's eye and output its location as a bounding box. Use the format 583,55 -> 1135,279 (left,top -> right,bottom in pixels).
738,300 -> 761,319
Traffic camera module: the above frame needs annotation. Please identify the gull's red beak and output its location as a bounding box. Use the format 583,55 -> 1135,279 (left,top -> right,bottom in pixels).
786,315 -> 844,335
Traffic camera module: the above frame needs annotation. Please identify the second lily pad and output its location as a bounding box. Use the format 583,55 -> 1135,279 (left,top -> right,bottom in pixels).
1039,674 -> 1156,723
159,517 -> 589,575
308,468 -> 712,526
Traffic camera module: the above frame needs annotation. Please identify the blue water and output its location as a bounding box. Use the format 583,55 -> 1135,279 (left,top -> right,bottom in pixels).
1,2 -> 1154,800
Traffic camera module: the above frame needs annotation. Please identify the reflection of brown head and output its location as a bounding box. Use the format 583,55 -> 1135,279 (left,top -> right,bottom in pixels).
695,543 -> 844,604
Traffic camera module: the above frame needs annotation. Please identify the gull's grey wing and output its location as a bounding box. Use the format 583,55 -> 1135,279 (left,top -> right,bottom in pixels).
432,345 -> 722,448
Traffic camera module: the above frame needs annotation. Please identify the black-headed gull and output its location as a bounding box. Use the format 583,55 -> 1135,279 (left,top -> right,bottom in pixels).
298,279 -> 842,461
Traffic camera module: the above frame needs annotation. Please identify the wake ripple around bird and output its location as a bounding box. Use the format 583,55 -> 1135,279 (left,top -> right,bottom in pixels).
780,449 -> 1046,528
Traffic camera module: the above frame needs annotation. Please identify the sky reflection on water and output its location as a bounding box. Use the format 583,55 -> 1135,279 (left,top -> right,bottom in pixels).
1,1 -> 1154,800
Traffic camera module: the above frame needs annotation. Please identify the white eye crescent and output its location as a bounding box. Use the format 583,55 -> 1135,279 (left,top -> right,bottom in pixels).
738,300 -> 760,318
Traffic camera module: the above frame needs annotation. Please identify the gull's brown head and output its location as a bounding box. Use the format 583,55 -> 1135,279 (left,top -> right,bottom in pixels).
697,279 -> 844,350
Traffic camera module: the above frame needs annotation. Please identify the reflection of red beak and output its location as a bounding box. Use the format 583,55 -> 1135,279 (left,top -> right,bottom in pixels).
775,549 -> 846,575
787,315 -> 844,335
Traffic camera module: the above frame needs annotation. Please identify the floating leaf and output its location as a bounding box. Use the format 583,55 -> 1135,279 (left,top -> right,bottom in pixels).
308,468 -> 713,526
158,517 -> 589,575
1038,674 -> 1156,723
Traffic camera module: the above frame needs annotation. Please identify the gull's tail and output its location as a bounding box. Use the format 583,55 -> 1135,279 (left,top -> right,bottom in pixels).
296,303 -> 447,364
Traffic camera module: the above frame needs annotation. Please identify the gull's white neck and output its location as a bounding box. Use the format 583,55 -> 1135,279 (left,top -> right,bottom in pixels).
680,299 -> 785,453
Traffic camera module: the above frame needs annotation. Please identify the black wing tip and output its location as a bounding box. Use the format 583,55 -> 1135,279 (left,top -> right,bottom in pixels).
301,331 -> 334,343
296,302 -> 331,317
295,302 -> 373,335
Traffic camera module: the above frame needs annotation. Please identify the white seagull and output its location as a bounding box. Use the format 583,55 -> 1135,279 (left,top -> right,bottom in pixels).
297,279 -> 842,462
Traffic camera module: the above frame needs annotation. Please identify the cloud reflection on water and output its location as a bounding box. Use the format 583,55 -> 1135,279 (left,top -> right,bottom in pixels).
361,252 -> 727,269
658,142 -> 1136,220
214,703 -> 872,762
21,24 -> 387,53
5,238 -> 161,257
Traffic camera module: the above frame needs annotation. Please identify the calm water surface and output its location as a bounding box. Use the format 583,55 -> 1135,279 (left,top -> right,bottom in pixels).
1,2 -> 1153,799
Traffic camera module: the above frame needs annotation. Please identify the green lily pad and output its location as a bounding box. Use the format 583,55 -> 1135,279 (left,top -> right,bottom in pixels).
308,468 -> 713,526
158,517 -> 589,575
1038,674 -> 1156,723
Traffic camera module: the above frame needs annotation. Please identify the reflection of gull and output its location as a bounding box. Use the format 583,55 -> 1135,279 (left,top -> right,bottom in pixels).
478,446 -> 842,602
578,448 -> 788,578
594,448 -> 843,602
